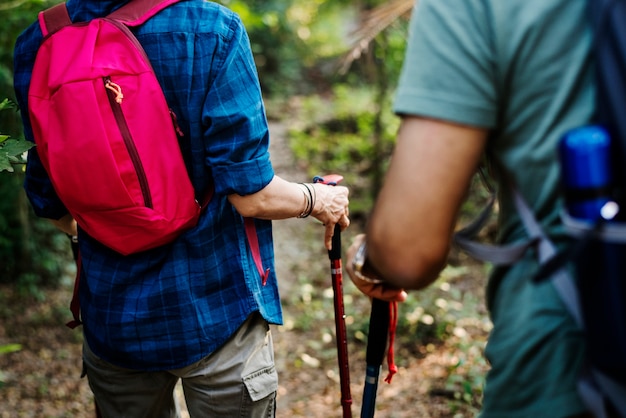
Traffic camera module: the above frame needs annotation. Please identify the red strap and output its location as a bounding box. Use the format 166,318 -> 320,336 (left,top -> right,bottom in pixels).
66,249 -> 82,329
244,217 -> 270,285
39,0 -> 182,38
384,301 -> 399,383
38,3 -> 71,37
200,182 -> 214,210
107,0 -> 183,26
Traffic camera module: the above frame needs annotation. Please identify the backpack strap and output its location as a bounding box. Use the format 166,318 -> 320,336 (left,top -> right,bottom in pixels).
454,185 -> 584,326
199,185 -> 268,285
38,3 -> 71,37
107,0 -> 183,26
454,181 -> 626,417
244,217 -> 271,285
453,193 -> 541,265
510,187 -> 584,325
38,0 -> 183,38
65,235 -> 82,329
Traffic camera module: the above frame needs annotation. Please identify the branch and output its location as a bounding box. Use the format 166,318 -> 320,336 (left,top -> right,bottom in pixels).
338,0 -> 416,74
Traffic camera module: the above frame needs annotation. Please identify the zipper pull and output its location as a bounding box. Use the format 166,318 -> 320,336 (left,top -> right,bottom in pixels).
105,79 -> 124,104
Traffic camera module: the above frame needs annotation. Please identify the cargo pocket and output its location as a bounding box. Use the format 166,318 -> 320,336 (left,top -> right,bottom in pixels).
243,365 -> 278,402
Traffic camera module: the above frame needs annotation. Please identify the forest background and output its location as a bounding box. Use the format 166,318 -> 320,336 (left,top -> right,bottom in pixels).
0,1 -> 494,417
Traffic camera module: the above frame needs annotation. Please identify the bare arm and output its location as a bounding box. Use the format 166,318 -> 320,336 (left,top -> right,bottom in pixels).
228,175 -> 350,250
347,116 -> 487,294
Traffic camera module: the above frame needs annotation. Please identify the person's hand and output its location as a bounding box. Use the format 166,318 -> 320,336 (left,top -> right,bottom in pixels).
49,213 -> 78,237
311,183 -> 350,250
346,234 -> 407,302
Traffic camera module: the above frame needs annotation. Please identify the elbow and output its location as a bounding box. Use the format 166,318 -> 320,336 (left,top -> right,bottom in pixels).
228,194 -> 258,218
228,177 -> 279,219
384,254 -> 448,291
233,203 -> 257,218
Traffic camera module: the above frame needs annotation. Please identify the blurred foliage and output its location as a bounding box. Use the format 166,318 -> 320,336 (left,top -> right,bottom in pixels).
0,99 -> 33,173
0,168 -> 74,298
288,84 -> 400,216
0,0 -> 57,138
218,0 -> 358,96
217,0 -> 410,97
0,343 -> 22,389
0,0 -> 70,295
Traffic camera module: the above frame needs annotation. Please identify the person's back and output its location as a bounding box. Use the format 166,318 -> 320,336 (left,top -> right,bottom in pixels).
16,0 -> 280,371
14,0 -> 350,416
347,0 -> 594,416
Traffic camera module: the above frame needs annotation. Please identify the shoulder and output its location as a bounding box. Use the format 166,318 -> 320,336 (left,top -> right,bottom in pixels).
141,0 -> 245,39
14,19 -> 43,58
14,20 -> 43,94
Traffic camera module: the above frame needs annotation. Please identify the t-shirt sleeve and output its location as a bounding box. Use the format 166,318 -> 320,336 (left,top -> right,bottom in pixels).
393,0 -> 498,129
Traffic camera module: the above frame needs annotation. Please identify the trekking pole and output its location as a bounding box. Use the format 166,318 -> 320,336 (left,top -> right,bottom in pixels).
361,298 -> 389,418
313,174 -> 352,418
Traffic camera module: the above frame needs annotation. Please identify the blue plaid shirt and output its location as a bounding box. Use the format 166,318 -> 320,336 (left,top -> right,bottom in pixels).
14,0 -> 283,370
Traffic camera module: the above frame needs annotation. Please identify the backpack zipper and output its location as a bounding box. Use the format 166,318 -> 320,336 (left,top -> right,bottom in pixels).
104,76 -> 153,209
107,19 -> 154,71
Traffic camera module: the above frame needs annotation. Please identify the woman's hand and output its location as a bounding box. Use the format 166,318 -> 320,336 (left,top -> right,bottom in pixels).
49,213 -> 78,237
311,183 -> 350,250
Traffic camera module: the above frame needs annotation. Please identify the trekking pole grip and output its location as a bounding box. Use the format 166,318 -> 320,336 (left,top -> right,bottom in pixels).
329,224 -> 342,260
312,174 -> 345,260
362,297 -> 390,418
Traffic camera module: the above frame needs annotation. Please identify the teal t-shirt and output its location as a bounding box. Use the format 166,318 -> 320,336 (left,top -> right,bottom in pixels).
394,0 -> 593,416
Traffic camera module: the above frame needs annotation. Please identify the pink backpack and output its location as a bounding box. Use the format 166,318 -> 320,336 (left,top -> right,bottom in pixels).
28,0 -> 201,255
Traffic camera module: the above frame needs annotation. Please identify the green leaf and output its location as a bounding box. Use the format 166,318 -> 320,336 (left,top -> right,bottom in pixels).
0,343 -> 22,355
2,139 -> 34,157
0,153 -> 14,172
0,134 -> 9,143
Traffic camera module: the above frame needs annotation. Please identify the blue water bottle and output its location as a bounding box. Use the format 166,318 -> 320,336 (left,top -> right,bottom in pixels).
559,125 -> 613,221
560,127 -> 626,380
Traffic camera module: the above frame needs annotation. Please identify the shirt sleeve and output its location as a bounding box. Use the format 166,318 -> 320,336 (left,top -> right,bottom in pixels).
14,23 -> 69,220
393,0 -> 498,129
202,14 -> 274,196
